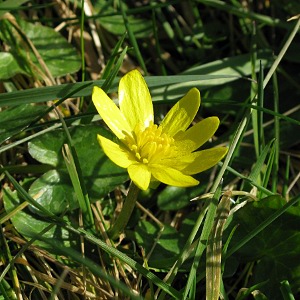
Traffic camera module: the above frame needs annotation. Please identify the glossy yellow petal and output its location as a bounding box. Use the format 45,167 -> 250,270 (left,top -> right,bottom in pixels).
97,134 -> 135,168
119,70 -> 154,131
92,86 -> 131,140
159,88 -> 200,137
156,152 -> 195,170
150,165 -> 199,187
128,163 -> 152,190
175,117 -> 220,152
182,147 -> 228,175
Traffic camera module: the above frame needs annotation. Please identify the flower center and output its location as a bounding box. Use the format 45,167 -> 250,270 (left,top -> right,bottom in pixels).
124,122 -> 174,164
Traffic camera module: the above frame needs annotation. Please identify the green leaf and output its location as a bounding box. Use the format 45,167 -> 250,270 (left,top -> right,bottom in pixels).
0,0 -> 29,18
20,18 -> 81,77
100,14 -> 152,38
135,220 -> 186,269
227,196 -> 300,299
0,104 -> 46,144
0,18 -> 81,78
2,187 -> 74,251
28,125 -> 128,214
28,170 -> 77,216
157,185 -> 205,211
27,128 -> 65,167
0,52 -> 27,79
93,1 -> 152,38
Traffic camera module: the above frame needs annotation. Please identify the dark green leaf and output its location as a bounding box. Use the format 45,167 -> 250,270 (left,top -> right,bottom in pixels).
227,196 -> 300,298
135,220 -> 185,268
3,187 -> 74,251
93,1 -> 151,38
0,52 -> 27,79
0,18 -> 81,78
157,185 -> 205,211
100,14 -> 152,38
0,0 -> 29,18
28,125 -> 128,214
0,104 -> 47,144
28,170 -> 77,216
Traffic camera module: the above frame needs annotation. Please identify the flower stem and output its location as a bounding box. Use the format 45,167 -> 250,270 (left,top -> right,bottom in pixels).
109,182 -> 140,240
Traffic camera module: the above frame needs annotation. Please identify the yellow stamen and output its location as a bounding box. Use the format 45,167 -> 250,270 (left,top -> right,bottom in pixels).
124,122 -> 175,164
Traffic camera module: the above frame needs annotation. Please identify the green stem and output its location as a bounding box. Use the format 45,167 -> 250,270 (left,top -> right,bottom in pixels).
109,182 -> 140,239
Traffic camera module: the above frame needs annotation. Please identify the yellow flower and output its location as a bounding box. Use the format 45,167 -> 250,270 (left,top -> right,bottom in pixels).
92,70 -> 227,191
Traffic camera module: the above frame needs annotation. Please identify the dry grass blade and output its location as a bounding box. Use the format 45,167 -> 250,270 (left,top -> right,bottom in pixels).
206,191 -> 231,300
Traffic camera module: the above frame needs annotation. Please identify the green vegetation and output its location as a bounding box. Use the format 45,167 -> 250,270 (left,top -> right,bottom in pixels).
1,1 -> 300,299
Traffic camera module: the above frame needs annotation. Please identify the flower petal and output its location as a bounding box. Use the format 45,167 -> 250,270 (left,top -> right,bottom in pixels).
92,86 -> 131,140
159,88 -> 200,137
175,117 -> 220,152
97,134 -> 135,168
155,150 -> 195,170
182,147 -> 228,175
150,164 -> 199,187
119,69 -> 154,131
128,163 -> 151,190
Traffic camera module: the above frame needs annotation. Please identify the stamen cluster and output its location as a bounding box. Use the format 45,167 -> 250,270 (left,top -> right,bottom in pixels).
124,122 -> 174,164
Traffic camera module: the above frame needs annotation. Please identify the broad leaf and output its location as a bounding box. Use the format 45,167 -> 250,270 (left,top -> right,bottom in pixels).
28,125 -> 128,215
135,220 -> 185,269
0,0 -> 29,18
0,18 -> 81,78
3,187 -> 75,251
92,1 -> 152,38
0,52 -> 27,79
227,196 -> 300,298
28,170 -> 77,216
0,104 -> 46,144
157,185 -> 205,211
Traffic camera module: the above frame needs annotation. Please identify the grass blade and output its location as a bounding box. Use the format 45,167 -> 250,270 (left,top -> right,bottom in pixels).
206,191 -> 231,300
182,182 -> 223,300
59,109 -> 94,230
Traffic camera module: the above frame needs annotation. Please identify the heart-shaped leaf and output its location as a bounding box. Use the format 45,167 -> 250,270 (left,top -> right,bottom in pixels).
28,125 -> 128,215
226,195 -> 300,298
3,187 -> 75,251
28,170 -> 77,216
0,18 -> 81,78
